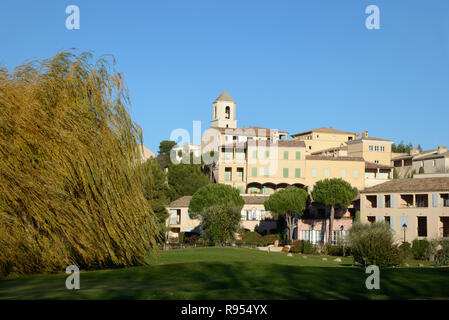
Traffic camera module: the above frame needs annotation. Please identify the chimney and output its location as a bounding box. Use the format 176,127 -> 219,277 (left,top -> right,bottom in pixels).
362,130 -> 368,139
411,148 -> 420,156
438,145 -> 447,154
355,133 -> 360,140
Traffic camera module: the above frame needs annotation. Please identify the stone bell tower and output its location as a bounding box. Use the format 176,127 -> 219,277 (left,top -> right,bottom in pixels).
210,90 -> 237,129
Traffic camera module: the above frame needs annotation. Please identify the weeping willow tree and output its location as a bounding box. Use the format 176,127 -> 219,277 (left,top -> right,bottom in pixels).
0,51 -> 159,275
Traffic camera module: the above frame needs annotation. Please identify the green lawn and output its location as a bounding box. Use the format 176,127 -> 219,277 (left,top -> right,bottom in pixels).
0,247 -> 448,300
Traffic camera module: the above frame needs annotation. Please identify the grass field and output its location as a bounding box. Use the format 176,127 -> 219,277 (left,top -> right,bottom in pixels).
0,247 -> 448,300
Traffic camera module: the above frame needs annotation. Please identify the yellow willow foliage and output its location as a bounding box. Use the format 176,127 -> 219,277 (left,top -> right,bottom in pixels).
0,51 -> 158,275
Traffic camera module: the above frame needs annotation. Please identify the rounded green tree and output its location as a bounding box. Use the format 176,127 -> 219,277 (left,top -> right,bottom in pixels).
311,178 -> 358,244
188,184 -> 244,219
264,187 -> 308,243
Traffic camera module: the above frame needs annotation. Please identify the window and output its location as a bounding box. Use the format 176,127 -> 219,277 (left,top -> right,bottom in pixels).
369,145 -> 373,151
251,167 -> 257,177
354,170 -> 359,179
416,194 -> 428,208
324,169 -> 330,178
262,187 -> 269,195
418,217 -> 427,237
375,146 -> 379,151
367,216 -> 375,223
296,151 -> 301,160
265,151 -> 270,158
225,168 -> 232,181
381,146 -> 385,152
312,169 -> 317,177
433,160 -> 436,167
340,169 -> 346,178
295,168 -> 301,178
442,194 -> 449,207
237,168 -> 244,181
264,168 -> 269,177
224,151 -> 232,160
283,151 -> 289,159
374,160 -> 379,164
237,186 -> 243,193
283,168 -> 289,178
385,195 -> 391,208
252,150 -> 257,159
225,106 -> 230,119
400,194 -> 414,207
169,210 -> 181,225
366,195 -> 377,208
316,135 -> 320,139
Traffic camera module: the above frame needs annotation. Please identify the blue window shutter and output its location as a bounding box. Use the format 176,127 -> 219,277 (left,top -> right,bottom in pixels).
400,216 -> 408,229
432,194 -> 438,207
390,194 -> 394,208
378,216 -> 383,222
378,195 -> 383,208
390,216 -> 394,229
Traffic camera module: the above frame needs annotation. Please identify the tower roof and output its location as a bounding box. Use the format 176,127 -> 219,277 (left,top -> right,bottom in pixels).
214,90 -> 235,103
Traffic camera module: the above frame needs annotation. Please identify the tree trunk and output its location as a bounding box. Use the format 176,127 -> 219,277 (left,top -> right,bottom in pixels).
286,213 -> 294,244
328,205 -> 335,244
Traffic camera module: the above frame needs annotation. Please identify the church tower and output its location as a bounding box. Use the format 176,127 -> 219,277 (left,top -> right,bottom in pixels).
210,90 -> 237,129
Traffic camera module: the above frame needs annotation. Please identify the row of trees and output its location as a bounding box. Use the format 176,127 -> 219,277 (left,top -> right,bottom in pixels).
392,141 -> 422,154
186,179 -> 358,245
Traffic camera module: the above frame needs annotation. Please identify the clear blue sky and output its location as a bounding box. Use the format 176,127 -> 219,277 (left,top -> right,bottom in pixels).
1,0 -> 448,152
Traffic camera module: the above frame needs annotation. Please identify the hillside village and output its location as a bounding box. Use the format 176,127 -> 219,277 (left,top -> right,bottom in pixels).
166,91 -> 449,245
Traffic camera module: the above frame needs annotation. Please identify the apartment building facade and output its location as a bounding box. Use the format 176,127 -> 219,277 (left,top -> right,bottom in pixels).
392,146 -> 449,178
166,195 -> 277,241
360,178 -> 449,242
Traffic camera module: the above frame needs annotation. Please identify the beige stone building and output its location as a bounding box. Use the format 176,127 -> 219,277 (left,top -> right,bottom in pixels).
291,127 -> 358,153
392,146 -> 449,178
203,91 -> 386,193
346,131 -> 393,166
360,178 -> 449,242
166,195 -> 277,242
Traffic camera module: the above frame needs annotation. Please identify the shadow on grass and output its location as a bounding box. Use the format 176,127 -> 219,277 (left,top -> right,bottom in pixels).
1,262 -> 448,300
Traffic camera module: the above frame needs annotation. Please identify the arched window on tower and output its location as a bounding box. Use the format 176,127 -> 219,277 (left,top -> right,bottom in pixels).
225,106 -> 230,119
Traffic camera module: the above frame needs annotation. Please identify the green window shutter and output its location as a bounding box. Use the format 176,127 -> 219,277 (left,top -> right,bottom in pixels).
283,168 -> 289,178
354,170 -> 359,178
312,169 -> 317,177
390,216 -> 394,229
378,195 -> 383,208
264,168 -> 269,177
340,169 -> 346,178
237,186 -> 243,193
265,151 -> 270,158
252,150 -> 257,159
252,167 -> 257,177
390,194 -> 394,208
295,168 -> 301,178
296,151 -> 301,160
284,151 -> 288,159
324,169 -> 330,178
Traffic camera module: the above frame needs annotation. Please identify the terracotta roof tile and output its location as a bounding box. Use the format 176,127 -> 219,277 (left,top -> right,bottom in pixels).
291,127 -> 357,137
306,155 -> 364,162
360,178 -> 449,193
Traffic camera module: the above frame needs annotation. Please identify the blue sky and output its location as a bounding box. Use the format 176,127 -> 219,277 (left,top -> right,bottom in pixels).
1,0 -> 448,152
